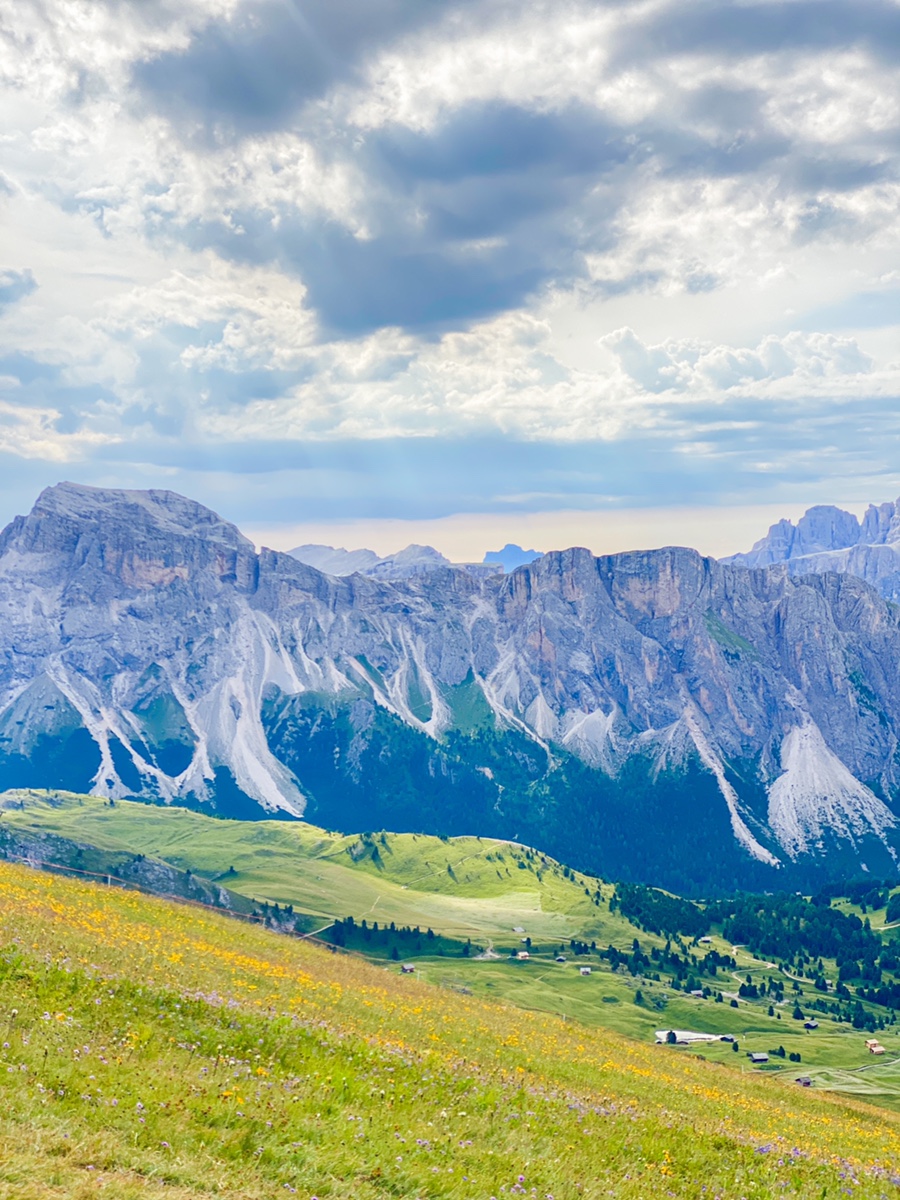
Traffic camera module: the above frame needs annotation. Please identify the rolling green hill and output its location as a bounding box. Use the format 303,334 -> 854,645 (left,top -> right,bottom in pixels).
0,789 -> 638,949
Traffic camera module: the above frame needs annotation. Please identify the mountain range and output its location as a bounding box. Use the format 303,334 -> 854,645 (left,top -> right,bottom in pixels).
725,498 -> 900,603
3,483 -> 900,893
290,540 -> 539,578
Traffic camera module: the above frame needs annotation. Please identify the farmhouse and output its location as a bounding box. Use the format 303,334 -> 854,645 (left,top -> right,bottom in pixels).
748,1052 -> 769,1064
517,951 -> 530,960
579,966 -> 592,976
865,1039 -> 885,1054
803,1020 -> 819,1030
655,1030 -> 721,1045
400,964 -> 415,974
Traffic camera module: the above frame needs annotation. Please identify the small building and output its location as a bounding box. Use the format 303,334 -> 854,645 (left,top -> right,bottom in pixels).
690,989 -> 704,998
517,950 -> 530,960
866,1039 -> 885,1054
400,964 -> 415,974
579,966 -> 592,976
795,1076 -> 813,1087
803,1020 -> 819,1030
698,937 -> 712,945
720,1035 -> 735,1043
555,955 -> 566,963
749,1052 -> 769,1064
656,1030 -> 722,1046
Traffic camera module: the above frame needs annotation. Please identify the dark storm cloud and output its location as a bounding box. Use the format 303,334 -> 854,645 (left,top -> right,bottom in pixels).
180,91 -> 805,333
614,0 -> 900,65
178,101 -> 639,333
299,104 -> 637,332
133,0 -> 472,137
128,0 -> 900,336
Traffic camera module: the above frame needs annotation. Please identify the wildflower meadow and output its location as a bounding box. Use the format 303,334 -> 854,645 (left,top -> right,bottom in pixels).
0,861 -> 897,1198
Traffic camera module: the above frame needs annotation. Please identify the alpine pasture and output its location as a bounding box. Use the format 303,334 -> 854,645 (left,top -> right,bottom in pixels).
0,862 -> 898,1198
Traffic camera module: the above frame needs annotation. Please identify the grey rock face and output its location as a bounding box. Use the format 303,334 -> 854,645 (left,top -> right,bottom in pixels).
725,498 -> 900,603
3,482 -> 900,878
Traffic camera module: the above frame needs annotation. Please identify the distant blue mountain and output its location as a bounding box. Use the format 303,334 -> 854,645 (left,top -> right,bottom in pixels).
483,543 -> 541,571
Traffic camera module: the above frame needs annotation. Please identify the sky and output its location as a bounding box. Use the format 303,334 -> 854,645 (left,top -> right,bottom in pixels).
1,0 -> 899,560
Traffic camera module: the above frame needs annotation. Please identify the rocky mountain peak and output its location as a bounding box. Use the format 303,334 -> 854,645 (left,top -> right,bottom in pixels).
3,484 -> 900,890
724,495 -> 900,603
30,482 -> 255,551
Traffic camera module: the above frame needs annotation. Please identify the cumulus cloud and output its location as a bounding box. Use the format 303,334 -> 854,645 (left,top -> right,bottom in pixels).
600,328 -> 874,395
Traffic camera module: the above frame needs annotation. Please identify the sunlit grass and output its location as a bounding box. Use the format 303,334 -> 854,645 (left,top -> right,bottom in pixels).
0,862 -> 898,1197
0,789 -> 636,946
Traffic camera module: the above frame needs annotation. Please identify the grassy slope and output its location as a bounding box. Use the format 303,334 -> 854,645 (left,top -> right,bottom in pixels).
0,860 -> 900,1199
7,791 -> 900,1112
421,953 -> 900,1100
0,791 -> 639,947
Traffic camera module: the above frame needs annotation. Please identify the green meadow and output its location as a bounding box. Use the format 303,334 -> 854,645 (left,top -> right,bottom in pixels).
4,789 -> 900,1112
0,790 -> 637,946
1,859 -> 900,1199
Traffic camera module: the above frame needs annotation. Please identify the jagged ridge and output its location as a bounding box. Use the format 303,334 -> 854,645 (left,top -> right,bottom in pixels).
2,482 -> 900,888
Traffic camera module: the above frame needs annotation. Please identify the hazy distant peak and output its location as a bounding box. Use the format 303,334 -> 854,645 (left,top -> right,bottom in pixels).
288,541 -> 453,580
483,543 -> 542,572
724,496 -> 900,603
363,544 -> 452,580
289,544 -> 380,575
290,539 -> 531,579
385,544 -> 449,564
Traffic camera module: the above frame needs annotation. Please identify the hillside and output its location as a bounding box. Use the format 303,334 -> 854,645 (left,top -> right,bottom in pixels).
0,859 -> 899,1198
0,790 -> 635,949
7,482 -> 900,890
10,790 -> 900,1111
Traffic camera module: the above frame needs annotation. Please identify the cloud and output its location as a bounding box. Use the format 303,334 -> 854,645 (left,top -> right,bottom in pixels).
600,328 -> 874,394
13,0 -> 900,339
2,0 -> 900,531
168,99 -> 640,333
0,270 -> 36,310
132,0 -> 470,138
614,1 -> 900,67
126,1 -> 900,335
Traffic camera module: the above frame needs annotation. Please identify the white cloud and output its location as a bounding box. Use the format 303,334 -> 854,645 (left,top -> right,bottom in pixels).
0,0 -> 899,523
599,327 -> 874,395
